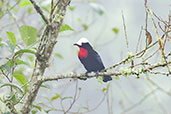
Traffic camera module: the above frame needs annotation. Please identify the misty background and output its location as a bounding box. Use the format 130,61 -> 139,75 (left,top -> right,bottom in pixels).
0,0 -> 171,114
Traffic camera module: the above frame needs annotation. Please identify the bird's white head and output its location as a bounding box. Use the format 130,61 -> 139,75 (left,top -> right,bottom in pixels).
74,37 -> 89,46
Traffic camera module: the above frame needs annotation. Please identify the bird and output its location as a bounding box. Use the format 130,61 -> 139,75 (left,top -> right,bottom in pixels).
74,37 -> 112,82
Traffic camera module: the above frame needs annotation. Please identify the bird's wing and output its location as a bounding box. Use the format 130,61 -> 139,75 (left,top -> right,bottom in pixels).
92,50 -> 105,70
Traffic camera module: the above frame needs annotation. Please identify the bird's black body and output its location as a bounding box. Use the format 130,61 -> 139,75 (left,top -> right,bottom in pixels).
78,43 -> 112,82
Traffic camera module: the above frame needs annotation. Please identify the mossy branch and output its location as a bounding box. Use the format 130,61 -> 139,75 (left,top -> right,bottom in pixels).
20,0 -> 71,113
42,61 -> 171,83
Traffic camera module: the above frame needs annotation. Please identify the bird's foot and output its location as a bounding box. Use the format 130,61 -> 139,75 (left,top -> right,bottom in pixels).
85,71 -> 99,77
95,71 -> 99,77
85,72 -> 90,77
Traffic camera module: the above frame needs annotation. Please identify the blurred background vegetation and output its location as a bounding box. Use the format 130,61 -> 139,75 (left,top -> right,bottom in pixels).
0,0 -> 171,114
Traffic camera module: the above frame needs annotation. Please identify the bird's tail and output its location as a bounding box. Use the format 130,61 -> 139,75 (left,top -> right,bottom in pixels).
103,75 -> 112,82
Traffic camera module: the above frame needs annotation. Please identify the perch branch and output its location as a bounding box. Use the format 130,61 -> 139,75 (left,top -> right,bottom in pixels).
42,61 -> 171,83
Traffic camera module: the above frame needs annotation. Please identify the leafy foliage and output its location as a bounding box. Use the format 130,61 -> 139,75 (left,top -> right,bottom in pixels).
6,41 -> 15,53
13,73 -> 27,85
0,83 -> 23,93
19,0 -> 32,8
82,24 -> 88,31
6,32 -> 16,47
33,105 -> 42,111
60,24 -> 74,32
112,28 -> 119,34
51,94 -> 60,102
55,53 -> 63,59
19,25 -> 38,46
14,49 -> 36,56
68,6 -> 76,12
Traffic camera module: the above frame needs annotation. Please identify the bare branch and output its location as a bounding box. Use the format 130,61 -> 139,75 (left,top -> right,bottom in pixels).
64,81 -> 79,114
121,10 -> 129,50
136,26 -> 143,53
120,88 -> 157,114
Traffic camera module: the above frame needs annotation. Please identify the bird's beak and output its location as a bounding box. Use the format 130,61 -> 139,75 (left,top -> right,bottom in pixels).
74,43 -> 79,46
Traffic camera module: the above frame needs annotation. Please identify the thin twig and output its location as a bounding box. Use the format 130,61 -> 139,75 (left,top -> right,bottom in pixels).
64,81 -> 79,114
120,88 -> 158,114
1,69 -> 11,82
29,0 -> 49,25
147,78 -> 171,98
0,0 -> 21,18
136,26 -> 143,53
82,92 -> 106,113
145,0 -> 170,73
121,10 -> 129,50
143,48 -> 160,62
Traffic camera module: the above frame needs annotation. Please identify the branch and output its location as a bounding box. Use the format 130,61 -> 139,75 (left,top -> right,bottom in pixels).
120,88 -> 157,114
42,61 -> 171,83
121,10 -> 129,50
20,0 -> 71,113
29,0 -> 49,25
6,101 -> 17,114
64,81 -> 79,114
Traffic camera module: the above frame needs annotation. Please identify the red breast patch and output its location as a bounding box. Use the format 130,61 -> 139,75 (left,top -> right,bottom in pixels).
78,47 -> 88,58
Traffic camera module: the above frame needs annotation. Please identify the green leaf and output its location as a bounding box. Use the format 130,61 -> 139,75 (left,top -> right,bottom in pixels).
55,53 -> 63,59
51,94 -> 60,102
19,0 -> 31,8
78,87 -> 82,91
40,84 -> 50,89
0,59 -> 13,73
19,25 -> 38,46
13,73 -> 27,85
82,24 -> 88,31
6,41 -> 15,52
60,24 -> 74,32
61,96 -> 73,100
0,83 -> 23,93
15,59 -> 29,66
90,3 -> 104,15
31,110 -> 38,114
14,49 -> 36,56
6,32 -> 16,46
69,6 -> 76,12
0,58 -> 29,73
33,105 -> 42,111
112,28 -> 119,34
